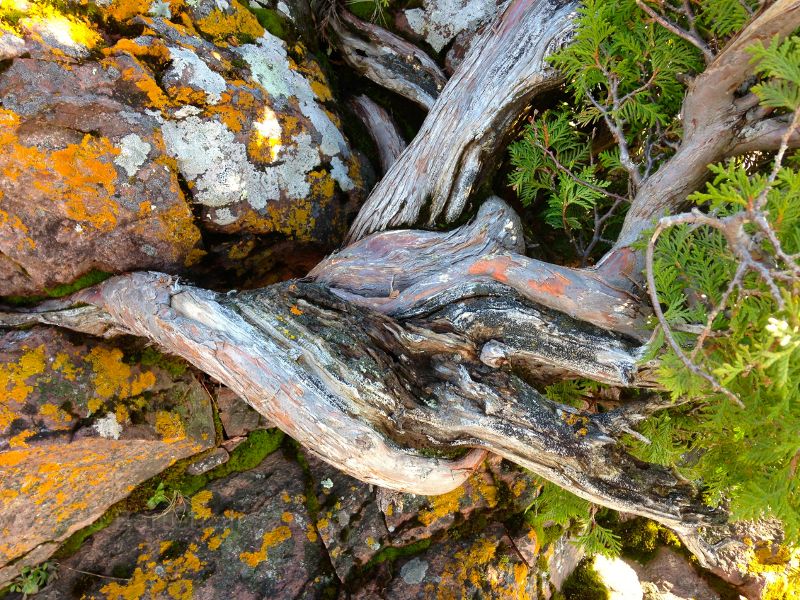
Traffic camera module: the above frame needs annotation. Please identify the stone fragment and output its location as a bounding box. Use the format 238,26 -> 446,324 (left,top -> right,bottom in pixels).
629,547 -> 720,600
215,387 -> 266,438
186,447 -> 230,476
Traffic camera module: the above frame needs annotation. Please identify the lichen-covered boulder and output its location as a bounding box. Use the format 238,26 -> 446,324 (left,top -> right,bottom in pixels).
36,448 -> 336,600
352,523 -> 540,599
0,327 -> 216,587
0,0 -> 365,296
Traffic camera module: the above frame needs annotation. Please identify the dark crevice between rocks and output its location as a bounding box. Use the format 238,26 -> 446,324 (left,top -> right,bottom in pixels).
282,438 -> 343,597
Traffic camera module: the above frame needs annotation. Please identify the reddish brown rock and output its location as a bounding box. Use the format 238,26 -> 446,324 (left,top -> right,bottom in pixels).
0,2 -> 366,297
307,454 -> 391,582
0,327 -> 216,587
351,523 -> 538,599
35,449 -> 335,600
0,437 -> 202,588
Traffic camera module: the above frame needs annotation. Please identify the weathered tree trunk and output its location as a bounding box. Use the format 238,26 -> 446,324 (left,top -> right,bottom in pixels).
4,0 -> 800,556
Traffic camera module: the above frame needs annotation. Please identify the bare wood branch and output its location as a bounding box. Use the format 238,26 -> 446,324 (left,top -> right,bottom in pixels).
329,11 -> 447,111
349,95 -> 407,174
346,0 -> 577,242
635,0 -> 714,64
615,0 -> 800,248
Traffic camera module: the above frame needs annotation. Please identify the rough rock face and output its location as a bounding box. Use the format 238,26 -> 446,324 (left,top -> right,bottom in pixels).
0,327 -> 215,586
36,449 -> 336,600
397,0 -> 506,53
0,0 -> 365,296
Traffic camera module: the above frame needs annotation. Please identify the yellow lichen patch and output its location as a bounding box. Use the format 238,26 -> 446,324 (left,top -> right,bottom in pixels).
0,344 -> 46,407
266,199 -> 316,242
85,347 -> 135,399
437,536 -> 531,600
52,352 -> 79,381
418,485 -> 465,527
308,170 -> 335,201
190,489 -> 213,520
39,403 -> 73,427
207,528 -> 231,551
194,4 -> 263,45
281,511 -> 294,523
100,540 -> 204,600
224,509 -> 245,519
155,410 -> 187,442
87,397 -> 104,415
306,524 -> 318,543
8,429 -> 34,448
239,525 -> 292,567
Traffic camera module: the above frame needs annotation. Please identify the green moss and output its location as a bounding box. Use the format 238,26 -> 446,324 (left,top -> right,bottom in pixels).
176,428 -> 285,497
54,510 -> 117,559
137,347 -> 188,378
248,7 -> 290,40
1,270 -> 111,306
362,538 -> 433,571
561,558 -> 609,600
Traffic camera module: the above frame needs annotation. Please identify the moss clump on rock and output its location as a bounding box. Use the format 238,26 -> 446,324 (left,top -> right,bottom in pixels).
559,557 -> 609,600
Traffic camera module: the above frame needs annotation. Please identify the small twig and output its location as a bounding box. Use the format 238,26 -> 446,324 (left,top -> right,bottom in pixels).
586,90 -> 643,188
690,262 -> 745,360
646,214 -> 745,408
636,0 -> 714,64
62,566 -> 131,582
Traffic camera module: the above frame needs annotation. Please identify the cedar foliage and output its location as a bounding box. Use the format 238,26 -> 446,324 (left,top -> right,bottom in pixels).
514,0 -> 800,549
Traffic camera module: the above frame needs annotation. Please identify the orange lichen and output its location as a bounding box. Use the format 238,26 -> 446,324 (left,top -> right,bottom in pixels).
205,98 -> 249,133
104,0 -> 147,23
0,344 -> 46,406
120,65 -> 171,110
105,37 -> 171,65
85,347 -> 157,400
0,113 -> 122,232
155,410 -> 187,442
9,430 -> 35,448
281,511 -> 294,523
165,85 -> 210,106
0,208 -> 36,251
191,490 -> 213,520
239,525 -> 292,567
194,4 -> 263,44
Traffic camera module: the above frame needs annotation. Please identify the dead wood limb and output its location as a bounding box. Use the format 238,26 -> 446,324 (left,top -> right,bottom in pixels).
329,11 -> 447,111
0,273 -> 718,531
349,95 -> 407,174
316,197 -> 649,340
345,0 -> 577,242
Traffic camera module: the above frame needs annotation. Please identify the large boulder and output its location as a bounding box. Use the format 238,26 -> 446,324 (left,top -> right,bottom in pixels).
0,327 -> 216,587
0,0 -> 366,297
